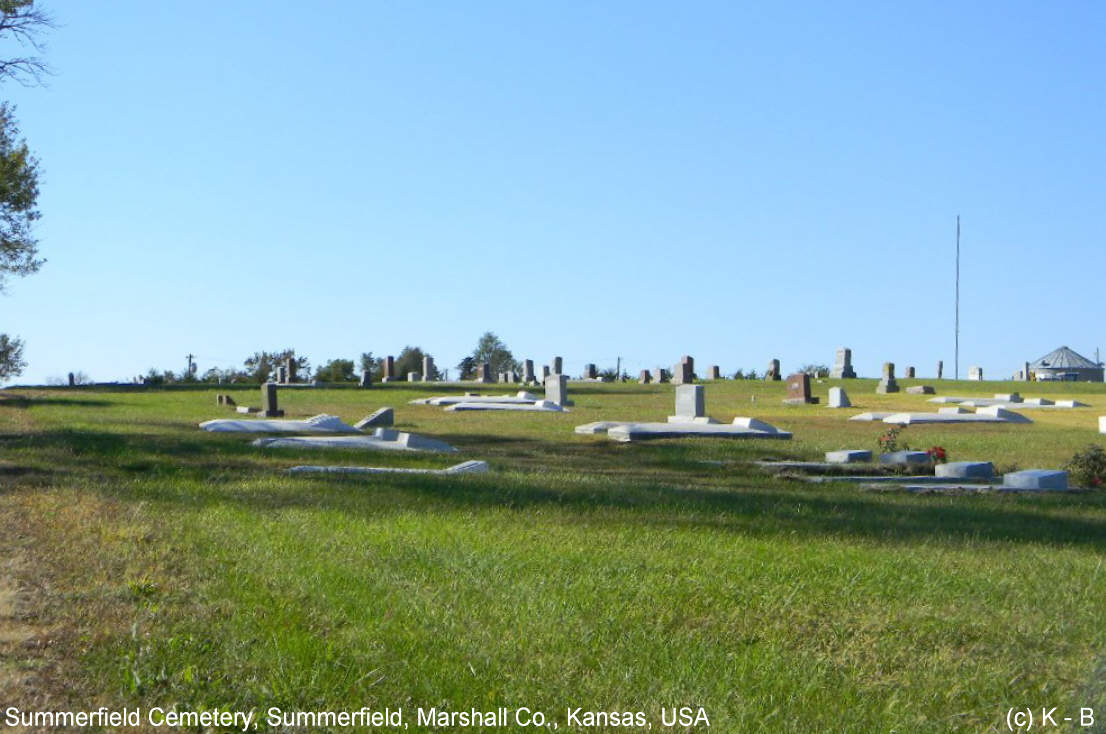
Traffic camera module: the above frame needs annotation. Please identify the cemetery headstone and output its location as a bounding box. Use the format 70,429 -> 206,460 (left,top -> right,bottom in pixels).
876,362 -> 900,393
830,348 -> 857,379
827,386 -> 851,408
968,366 -> 983,381
905,366 -> 915,378
478,362 -> 492,383
541,365 -> 551,381
1024,361 -> 1031,382
584,363 -> 597,379
359,370 -> 372,388
553,356 -> 563,375
286,357 -> 297,384
905,385 -> 935,395
422,356 -> 435,382
936,361 -> 944,379
765,358 -> 781,381
383,356 -> 395,383
261,383 -> 284,417
783,373 -> 818,404
67,372 -> 75,386
523,360 -> 535,384
708,365 -> 721,380
672,355 -> 694,385
673,384 -> 705,420
354,407 -> 394,430
407,371 -> 419,382
639,370 -> 652,384
545,373 -> 572,406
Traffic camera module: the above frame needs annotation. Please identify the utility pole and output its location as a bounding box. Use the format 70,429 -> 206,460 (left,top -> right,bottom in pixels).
616,356 -> 621,381
955,215 -> 960,380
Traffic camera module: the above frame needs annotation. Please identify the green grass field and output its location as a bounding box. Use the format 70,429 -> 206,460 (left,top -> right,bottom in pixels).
3,377 -> 1106,732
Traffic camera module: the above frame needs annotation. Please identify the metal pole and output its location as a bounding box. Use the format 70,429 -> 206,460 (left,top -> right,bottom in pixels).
955,216 -> 960,380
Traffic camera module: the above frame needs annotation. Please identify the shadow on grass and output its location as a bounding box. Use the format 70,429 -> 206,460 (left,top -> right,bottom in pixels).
0,395 -> 115,408
13,426 -> 1106,551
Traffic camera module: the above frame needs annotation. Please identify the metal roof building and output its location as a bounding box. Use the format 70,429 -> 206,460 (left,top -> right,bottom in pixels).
1029,346 -> 1103,382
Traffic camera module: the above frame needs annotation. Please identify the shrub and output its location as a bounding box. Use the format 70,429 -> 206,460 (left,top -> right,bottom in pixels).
877,426 -> 909,453
1066,445 -> 1106,488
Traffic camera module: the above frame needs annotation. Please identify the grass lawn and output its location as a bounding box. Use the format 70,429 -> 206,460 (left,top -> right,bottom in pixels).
2,377 -> 1106,732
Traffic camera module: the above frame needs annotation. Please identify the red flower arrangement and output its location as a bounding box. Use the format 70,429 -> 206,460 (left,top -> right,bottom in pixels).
927,446 -> 948,464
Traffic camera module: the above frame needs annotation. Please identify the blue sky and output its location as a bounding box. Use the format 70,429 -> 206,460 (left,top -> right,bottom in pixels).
4,1 -> 1104,383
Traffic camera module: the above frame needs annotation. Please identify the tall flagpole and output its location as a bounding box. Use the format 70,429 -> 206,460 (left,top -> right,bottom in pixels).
955,215 -> 960,380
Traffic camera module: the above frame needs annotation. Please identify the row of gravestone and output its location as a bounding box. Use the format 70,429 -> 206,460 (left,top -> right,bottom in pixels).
360,356 -> 571,388
352,350 -> 988,389
834,348 -> 990,381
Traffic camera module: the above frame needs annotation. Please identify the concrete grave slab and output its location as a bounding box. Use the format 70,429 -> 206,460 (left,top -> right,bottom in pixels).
935,461 -> 995,479
881,407 -> 1032,425
354,407 -> 394,429
575,421 -> 632,435
848,412 -> 897,422
288,460 -> 488,476
905,386 -> 936,395
446,400 -> 566,412
201,414 -> 360,433
879,451 -> 931,465
825,449 -> 872,463
410,391 -> 539,406
255,428 -> 456,453
606,418 -> 791,443
1002,469 -> 1068,490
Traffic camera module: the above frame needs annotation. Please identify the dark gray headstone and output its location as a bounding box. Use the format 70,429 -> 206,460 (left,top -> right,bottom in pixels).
383,355 -> 395,382
359,370 -> 372,388
261,382 -> 283,417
